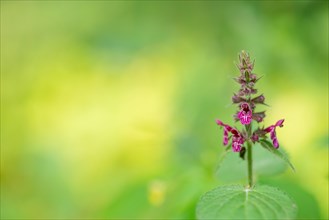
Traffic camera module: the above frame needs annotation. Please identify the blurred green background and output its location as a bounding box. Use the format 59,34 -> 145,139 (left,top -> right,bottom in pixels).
1,1 -> 328,219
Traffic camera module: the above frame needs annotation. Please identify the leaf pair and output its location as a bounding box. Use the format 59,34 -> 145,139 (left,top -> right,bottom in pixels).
216,142 -> 294,183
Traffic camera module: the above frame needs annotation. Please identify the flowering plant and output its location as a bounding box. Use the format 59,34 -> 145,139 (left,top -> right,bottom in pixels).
196,51 -> 296,220
216,51 -> 284,154
215,50 -> 288,187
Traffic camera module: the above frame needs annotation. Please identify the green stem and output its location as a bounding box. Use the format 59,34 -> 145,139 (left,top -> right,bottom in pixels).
247,141 -> 253,188
245,121 -> 253,188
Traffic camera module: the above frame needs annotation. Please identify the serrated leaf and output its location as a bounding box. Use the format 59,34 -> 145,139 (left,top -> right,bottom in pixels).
259,139 -> 295,172
196,184 -> 297,219
215,143 -> 287,183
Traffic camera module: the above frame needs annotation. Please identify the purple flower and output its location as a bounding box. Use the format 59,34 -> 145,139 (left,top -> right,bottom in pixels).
264,119 -> 284,148
232,135 -> 244,152
237,102 -> 252,125
216,120 -> 245,152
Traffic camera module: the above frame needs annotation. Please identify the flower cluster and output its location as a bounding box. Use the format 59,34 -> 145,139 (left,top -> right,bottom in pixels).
216,51 -> 284,152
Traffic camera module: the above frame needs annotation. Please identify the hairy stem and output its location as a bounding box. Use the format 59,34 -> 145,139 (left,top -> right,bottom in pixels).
245,122 -> 253,188
247,141 -> 253,188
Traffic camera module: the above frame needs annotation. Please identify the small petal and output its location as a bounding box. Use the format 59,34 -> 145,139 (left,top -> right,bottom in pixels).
264,125 -> 274,133
264,119 -> 285,149
216,120 -> 234,132
240,102 -> 249,110
223,129 -> 229,145
272,137 -> 279,148
230,128 -> 239,136
216,119 -> 224,126
232,141 -> 241,152
223,137 -> 229,146
275,119 -> 285,127
238,110 -> 252,125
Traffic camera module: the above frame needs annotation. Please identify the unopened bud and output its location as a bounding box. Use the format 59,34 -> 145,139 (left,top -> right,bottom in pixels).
252,94 -> 265,104
239,147 -> 246,160
232,94 -> 246,103
245,70 -> 250,81
252,111 -> 266,122
250,73 -> 257,82
238,51 -> 254,74
239,87 -> 257,96
251,133 -> 259,142
250,88 -> 257,94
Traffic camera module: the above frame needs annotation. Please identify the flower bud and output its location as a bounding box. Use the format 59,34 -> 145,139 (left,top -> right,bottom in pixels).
252,111 -> 266,122
233,77 -> 246,86
248,82 -> 255,87
238,51 -> 254,74
239,147 -> 246,160
252,94 -> 265,104
232,94 -> 246,103
251,133 -> 259,142
249,73 -> 257,82
239,87 -> 257,96
250,88 -> 257,94
245,70 -> 250,81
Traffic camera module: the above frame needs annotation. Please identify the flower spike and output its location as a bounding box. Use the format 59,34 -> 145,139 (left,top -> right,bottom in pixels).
216,51 -> 285,154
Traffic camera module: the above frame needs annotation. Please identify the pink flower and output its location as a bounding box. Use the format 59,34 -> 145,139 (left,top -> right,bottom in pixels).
232,136 -> 244,152
264,119 -> 284,148
237,102 -> 252,125
216,120 -> 245,152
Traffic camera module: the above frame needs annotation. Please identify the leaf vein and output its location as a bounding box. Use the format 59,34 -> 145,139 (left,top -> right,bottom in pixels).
253,191 -> 288,217
249,193 -> 279,219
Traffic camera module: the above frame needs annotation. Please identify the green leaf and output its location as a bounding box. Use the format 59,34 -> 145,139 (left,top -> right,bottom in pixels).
259,139 -> 295,172
258,178 -> 321,219
196,184 -> 297,219
215,143 -> 287,183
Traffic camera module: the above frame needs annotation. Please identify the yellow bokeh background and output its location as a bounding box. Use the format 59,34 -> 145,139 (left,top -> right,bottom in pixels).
1,1 -> 328,219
